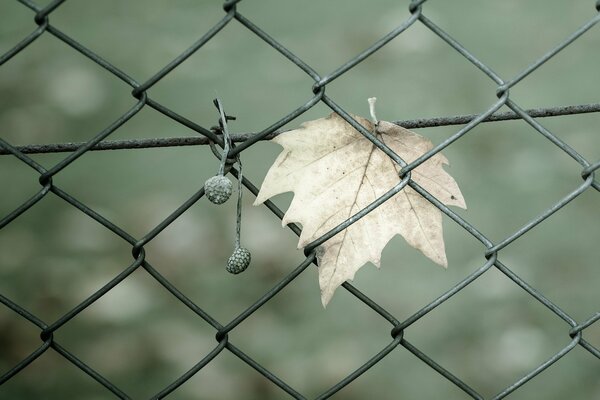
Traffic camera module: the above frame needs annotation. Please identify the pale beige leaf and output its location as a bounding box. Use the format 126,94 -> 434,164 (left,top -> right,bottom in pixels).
254,113 -> 465,306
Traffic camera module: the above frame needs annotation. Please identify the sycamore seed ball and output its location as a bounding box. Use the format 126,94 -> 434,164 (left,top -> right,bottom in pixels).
204,175 -> 233,204
226,247 -> 251,274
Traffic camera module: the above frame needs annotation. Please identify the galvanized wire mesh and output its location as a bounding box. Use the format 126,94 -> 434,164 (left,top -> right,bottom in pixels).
1,0 -> 599,399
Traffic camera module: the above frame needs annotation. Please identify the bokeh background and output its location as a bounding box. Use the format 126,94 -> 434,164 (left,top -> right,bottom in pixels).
1,1 -> 599,399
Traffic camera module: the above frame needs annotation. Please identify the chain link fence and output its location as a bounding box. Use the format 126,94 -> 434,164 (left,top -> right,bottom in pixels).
1,0 -> 599,398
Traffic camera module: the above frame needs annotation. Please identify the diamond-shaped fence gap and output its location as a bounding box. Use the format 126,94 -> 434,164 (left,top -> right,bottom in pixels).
403,266 -> 578,398
172,348 -> 279,400
0,35 -> 134,146
0,193 -> 132,322
19,0 -> 56,10
56,266 -> 219,399
51,143 -> 214,239
441,117 -> 589,243
508,30 -> 600,108
322,24 -> 501,121
145,22 -> 316,133
143,205 -> 309,324
425,0 -> 597,79
405,121 -> 481,221
238,0 -> 412,75
533,112 -> 600,163
0,2 -> 36,55
252,101 -> 343,143
0,305 -> 42,379
0,346 -> 120,400
227,274 -> 395,399
12,148 -> 63,179
0,220 -> 39,280
196,347 -> 302,400
138,204 -> 224,275
0,101 -> 64,152
496,190 -> 600,321
0,155 -> 41,217
488,114 -> 594,239
239,203 -> 307,275
368,334 -> 486,400
496,342 -> 600,400
581,319 -> 600,352
99,105 -> 209,142
46,0 -> 224,80
352,343 -> 477,400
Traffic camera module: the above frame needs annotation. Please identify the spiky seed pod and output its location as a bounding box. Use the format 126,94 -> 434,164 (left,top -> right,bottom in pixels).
204,175 -> 233,204
226,247 -> 251,274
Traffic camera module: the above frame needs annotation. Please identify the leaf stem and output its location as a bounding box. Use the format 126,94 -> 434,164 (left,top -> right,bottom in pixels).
368,97 -> 379,127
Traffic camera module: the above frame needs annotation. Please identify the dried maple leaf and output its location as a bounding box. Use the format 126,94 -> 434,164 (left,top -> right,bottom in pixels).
254,111 -> 466,306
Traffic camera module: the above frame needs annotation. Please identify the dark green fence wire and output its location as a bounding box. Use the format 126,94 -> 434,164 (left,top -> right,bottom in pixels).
1,0 -> 599,399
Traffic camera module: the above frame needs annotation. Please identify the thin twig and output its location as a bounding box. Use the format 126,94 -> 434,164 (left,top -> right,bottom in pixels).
1,102 -> 598,155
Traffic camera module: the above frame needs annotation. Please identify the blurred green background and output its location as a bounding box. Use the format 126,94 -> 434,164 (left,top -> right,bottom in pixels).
1,1 -> 599,399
